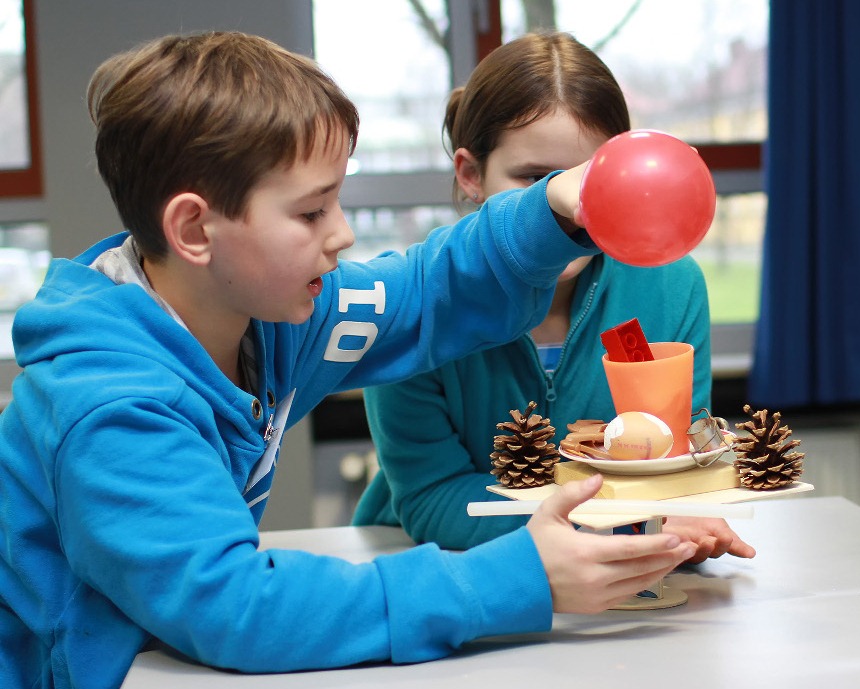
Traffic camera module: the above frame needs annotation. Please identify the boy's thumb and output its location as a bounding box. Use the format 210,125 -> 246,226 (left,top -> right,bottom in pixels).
539,474 -> 603,521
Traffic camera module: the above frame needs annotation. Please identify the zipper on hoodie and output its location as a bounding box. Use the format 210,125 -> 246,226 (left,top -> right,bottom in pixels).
545,368 -> 558,402
545,279 -> 599,401
524,337 -> 555,410
529,275 -> 600,409
526,279 -> 601,408
569,280 -> 599,336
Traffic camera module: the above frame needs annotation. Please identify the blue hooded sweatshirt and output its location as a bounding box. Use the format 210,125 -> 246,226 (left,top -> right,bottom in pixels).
0,178 -> 595,688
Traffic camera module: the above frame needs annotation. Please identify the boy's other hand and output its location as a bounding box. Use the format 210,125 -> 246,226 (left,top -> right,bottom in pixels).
526,476 -> 696,614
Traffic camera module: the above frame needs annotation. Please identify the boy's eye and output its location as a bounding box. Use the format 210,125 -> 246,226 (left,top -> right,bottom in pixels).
302,209 -> 327,223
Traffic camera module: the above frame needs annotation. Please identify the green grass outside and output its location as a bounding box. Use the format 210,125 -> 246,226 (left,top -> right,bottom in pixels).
697,259 -> 761,324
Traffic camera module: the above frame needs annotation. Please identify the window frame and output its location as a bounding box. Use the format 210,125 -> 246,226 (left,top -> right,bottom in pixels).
0,0 -> 43,199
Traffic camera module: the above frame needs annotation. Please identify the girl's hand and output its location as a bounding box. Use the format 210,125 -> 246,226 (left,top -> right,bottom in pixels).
663,516 -> 756,563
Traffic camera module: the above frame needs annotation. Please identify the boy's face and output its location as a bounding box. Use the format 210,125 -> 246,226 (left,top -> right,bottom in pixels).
204,132 -> 354,325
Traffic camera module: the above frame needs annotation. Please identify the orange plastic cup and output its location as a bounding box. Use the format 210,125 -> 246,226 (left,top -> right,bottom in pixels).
602,342 -> 694,457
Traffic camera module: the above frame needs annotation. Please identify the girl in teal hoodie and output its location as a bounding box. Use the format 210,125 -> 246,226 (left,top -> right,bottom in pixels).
354,32 -> 756,562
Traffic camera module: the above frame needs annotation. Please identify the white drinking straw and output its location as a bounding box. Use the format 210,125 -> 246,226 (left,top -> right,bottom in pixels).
467,499 -> 754,519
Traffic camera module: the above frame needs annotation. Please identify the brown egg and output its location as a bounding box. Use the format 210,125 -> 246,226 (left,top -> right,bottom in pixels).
603,411 -> 674,460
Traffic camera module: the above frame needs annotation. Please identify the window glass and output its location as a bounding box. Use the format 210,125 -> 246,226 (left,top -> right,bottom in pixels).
502,0 -> 768,324
692,193 -> 763,324
342,205 -> 460,262
0,1 -> 46,361
313,1 -> 459,262
0,0 -> 29,170
502,0 -> 767,141
0,221 -> 49,357
313,0 -> 453,175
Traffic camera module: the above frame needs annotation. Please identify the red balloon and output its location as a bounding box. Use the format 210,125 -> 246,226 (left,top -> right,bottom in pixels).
579,130 -> 716,267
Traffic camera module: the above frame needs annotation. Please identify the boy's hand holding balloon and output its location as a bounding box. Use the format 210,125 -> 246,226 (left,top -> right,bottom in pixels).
548,130 -> 716,266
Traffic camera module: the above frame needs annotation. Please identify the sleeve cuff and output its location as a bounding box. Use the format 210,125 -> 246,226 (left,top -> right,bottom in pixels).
490,173 -> 600,287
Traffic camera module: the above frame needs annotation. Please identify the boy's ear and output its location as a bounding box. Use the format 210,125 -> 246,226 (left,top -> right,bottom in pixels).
161,192 -> 213,266
453,148 -> 485,203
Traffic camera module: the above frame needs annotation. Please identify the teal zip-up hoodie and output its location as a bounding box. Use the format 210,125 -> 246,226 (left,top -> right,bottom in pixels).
0,178 -> 595,688
354,253 -> 711,550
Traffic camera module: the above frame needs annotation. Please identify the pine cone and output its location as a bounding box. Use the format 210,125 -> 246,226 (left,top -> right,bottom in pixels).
490,401 -> 559,488
733,404 -> 804,490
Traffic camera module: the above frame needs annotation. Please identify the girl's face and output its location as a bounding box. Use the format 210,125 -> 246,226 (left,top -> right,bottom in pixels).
459,109 -> 607,283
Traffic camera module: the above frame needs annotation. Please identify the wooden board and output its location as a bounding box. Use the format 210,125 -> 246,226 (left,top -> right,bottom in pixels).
486,480 -> 816,529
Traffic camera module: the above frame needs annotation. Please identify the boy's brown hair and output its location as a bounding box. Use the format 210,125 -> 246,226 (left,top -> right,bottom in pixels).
87,31 -> 360,258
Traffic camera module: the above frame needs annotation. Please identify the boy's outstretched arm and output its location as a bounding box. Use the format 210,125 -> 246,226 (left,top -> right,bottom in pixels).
312,171 -> 600,396
527,476 -> 698,614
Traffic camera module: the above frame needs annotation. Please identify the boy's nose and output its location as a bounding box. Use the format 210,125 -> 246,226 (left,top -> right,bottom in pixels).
326,205 -> 354,253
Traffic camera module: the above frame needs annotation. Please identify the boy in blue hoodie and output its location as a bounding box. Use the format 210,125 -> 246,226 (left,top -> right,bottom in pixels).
0,31 -> 696,688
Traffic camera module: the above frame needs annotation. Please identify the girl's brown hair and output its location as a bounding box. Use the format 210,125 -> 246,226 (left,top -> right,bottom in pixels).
444,31 -> 630,206
88,32 -> 360,258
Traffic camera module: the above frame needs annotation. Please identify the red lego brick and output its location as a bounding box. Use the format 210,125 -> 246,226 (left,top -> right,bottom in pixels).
600,318 -> 654,362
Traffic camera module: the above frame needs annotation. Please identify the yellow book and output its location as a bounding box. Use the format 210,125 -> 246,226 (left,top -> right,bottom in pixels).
554,459 -> 740,500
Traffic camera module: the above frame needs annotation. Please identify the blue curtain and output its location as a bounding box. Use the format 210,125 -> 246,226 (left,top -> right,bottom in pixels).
749,0 -> 860,408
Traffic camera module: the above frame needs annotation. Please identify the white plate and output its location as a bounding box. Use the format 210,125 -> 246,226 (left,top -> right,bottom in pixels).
558,445 -> 731,476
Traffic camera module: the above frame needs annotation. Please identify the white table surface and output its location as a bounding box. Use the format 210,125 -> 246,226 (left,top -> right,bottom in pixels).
123,496 -> 860,688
